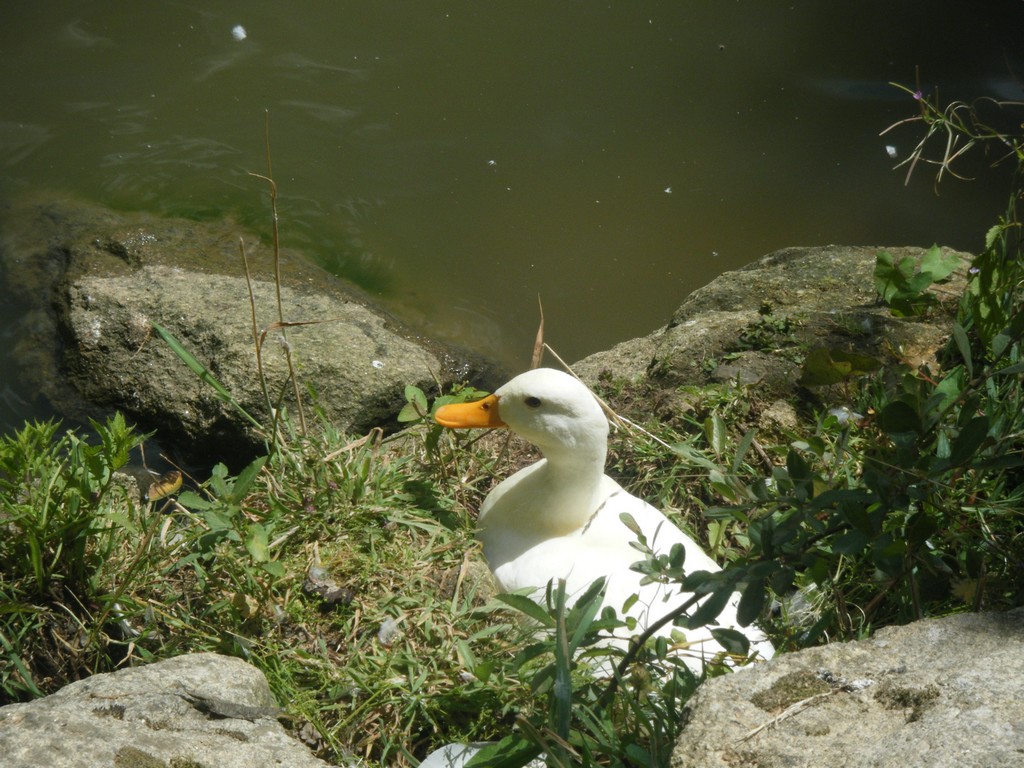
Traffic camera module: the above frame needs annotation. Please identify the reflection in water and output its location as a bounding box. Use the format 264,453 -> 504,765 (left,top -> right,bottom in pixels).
61,18 -> 114,49
0,122 -> 51,167
280,101 -> 360,127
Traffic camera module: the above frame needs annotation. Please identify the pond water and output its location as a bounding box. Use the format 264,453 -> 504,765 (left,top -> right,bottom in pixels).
2,1 -> 1023,432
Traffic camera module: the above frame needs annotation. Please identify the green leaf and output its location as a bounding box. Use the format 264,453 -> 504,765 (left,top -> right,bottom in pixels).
229,456 -> 267,505
732,429 -> 757,474
992,332 -> 1012,360
903,270 -> 936,296
176,490 -> 211,510
667,542 -> 688,571
769,566 -> 795,595
624,744 -> 654,765
874,249 -> 953,316
464,737 -> 543,768
669,441 -> 719,471
966,246 -> 1011,347
472,660 -> 494,683
619,512 -> 643,538
995,361 -> 1024,376
799,347 -> 881,387
203,508 -> 234,531
950,323 -> 973,379
905,511 -> 939,547
396,403 -> 422,422
549,585 -> 573,749
833,529 -> 869,555
879,401 -> 922,435
984,224 -> 1003,250
948,416 -> 990,466
709,626 -> 750,656
919,244 -> 961,282
397,385 -> 429,422
404,384 -> 426,406
454,638 -> 478,670
566,578 -> 606,654
0,633 -> 44,698
785,448 -> 812,483
736,578 -> 766,626
934,370 -> 965,411
245,523 -> 269,562
494,592 -> 556,628
874,250 -> 901,303
704,413 -> 728,457
208,463 -> 230,498
686,585 -> 733,629
261,560 -> 285,578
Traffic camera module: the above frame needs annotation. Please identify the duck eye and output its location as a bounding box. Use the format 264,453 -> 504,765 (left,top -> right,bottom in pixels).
524,396 -> 542,408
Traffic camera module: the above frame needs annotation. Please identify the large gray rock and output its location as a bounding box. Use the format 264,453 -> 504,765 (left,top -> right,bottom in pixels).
576,245 -> 969,395
0,652 -> 341,768
0,197 -> 500,464
63,262 -> 444,459
672,609 -> 1024,768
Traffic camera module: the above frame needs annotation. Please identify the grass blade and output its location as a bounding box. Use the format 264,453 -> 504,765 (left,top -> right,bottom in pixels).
151,322 -> 264,431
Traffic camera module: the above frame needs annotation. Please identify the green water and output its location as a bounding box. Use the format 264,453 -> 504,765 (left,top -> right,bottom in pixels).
2,1 -> 1022,404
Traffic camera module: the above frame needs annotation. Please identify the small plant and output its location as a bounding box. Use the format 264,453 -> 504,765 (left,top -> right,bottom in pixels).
0,415 -> 142,596
873,244 -> 962,317
398,383 -> 490,455
880,79 -> 1023,187
465,578 -> 700,768
0,415 -> 148,699
797,347 -> 881,388
736,311 -> 799,353
727,81 -> 1024,642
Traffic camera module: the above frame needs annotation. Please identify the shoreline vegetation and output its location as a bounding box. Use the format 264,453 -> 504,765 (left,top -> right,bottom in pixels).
1,89 -> 1022,767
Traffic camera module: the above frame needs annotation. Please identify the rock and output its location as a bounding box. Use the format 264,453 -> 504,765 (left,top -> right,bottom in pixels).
575,245 -> 969,405
671,608 -> 1024,768
63,263 -> 442,462
0,652 -> 343,768
0,197 -> 501,465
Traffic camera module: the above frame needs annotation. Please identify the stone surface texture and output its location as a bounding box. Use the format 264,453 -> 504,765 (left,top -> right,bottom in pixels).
672,608 -> 1024,768
0,652 -> 343,768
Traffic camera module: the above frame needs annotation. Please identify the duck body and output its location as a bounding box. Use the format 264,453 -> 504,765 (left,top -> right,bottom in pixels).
479,463 -> 716,622
435,368 -> 774,668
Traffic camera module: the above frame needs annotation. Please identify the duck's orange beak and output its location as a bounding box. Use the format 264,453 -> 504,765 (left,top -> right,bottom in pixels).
434,394 -> 505,429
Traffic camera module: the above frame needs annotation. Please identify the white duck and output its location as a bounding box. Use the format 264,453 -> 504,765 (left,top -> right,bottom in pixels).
434,367 -> 774,671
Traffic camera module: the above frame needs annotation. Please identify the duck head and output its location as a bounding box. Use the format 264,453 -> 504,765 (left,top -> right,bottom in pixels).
435,368 -> 609,462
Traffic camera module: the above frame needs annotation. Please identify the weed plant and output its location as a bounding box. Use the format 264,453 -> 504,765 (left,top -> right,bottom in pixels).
0,87 -> 1021,767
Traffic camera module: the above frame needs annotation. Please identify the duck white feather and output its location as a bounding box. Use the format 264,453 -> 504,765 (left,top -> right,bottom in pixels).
435,367 -> 774,669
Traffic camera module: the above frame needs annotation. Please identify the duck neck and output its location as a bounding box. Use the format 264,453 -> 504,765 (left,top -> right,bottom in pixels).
541,439 -> 606,479
535,440 -> 608,531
